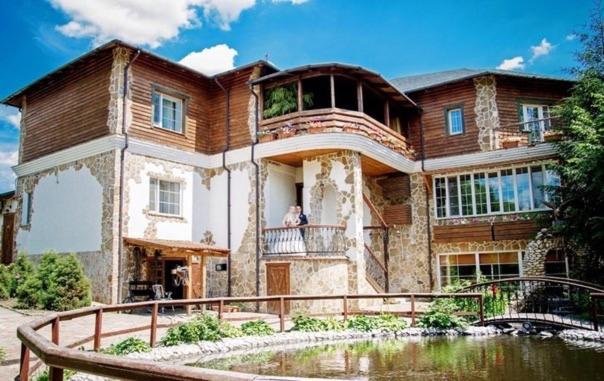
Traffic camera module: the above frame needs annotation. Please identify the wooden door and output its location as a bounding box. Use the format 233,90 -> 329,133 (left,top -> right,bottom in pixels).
266,263 -> 290,314
1,213 -> 15,265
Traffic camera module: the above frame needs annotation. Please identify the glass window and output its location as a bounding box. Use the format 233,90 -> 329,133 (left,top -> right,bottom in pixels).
474,173 -> 488,215
515,168 -> 531,211
522,104 -> 551,142
435,178 -> 447,218
152,92 -> 183,133
530,166 -> 546,209
447,176 -> 460,216
21,192 -> 31,225
460,174 -> 473,216
440,254 -> 476,286
500,169 -> 516,212
488,172 -> 501,213
149,179 -> 181,216
447,108 -> 464,135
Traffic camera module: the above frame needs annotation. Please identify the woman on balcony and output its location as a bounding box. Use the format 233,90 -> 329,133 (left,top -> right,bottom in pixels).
274,206 -> 307,254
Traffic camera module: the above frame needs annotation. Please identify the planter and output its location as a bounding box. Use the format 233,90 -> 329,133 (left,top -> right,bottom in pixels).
501,139 -> 520,149
278,130 -> 296,139
544,132 -> 563,142
259,134 -> 275,143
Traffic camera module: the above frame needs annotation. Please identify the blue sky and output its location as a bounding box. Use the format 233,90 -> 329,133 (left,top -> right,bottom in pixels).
0,0 -> 594,192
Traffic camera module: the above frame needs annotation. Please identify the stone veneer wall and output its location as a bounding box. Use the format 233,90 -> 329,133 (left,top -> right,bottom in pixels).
474,75 -> 501,152
15,151 -> 120,303
522,231 -> 561,276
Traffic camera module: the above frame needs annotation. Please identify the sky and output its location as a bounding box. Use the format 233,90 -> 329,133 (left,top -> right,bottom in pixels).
0,0 -> 595,192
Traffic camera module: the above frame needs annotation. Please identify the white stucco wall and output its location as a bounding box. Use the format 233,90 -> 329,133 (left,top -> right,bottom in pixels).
264,163 -> 297,228
17,167 -> 103,254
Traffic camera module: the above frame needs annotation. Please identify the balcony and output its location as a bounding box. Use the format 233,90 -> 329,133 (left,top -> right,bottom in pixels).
262,224 -> 345,257
496,117 -> 562,149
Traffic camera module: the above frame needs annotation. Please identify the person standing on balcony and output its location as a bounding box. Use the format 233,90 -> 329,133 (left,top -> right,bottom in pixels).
276,206 -> 306,254
296,205 -> 308,238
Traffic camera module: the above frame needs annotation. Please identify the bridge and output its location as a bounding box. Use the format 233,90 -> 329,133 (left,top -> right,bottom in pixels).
459,276 -> 604,331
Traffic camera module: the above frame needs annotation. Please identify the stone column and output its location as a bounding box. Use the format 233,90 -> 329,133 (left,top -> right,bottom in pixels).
522,230 -> 560,276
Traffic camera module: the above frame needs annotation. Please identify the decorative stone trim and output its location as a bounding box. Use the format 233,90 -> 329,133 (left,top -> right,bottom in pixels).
474,75 -> 500,152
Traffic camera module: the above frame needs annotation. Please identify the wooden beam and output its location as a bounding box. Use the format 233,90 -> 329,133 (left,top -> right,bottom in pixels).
297,79 -> 303,112
384,101 -> 390,127
357,82 -> 363,113
330,74 -> 335,108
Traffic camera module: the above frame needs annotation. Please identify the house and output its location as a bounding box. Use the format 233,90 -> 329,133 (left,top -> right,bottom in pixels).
1,40 -> 573,311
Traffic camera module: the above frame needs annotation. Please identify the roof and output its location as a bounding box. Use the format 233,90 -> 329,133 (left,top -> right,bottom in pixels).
123,237 -> 229,257
390,68 -> 574,93
251,63 -> 418,108
0,191 -> 15,200
1,39 -> 279,107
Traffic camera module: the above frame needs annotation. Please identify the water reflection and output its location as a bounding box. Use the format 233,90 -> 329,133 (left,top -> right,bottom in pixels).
193,337 -> 604,380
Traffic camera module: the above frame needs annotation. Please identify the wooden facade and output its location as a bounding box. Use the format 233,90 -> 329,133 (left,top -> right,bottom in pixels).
433,220 -> 540,243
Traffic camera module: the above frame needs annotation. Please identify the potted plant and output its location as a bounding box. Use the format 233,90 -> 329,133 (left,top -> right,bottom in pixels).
501,136 -> 522,149
278,123 -> 296,138
543,130 -> 563,142
257,130 -> 275,143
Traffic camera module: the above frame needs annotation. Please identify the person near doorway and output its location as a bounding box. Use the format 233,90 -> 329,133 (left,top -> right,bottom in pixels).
296,205 -> 308,238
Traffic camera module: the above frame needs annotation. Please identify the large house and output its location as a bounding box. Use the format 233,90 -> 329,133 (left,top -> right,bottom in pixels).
1,40 -> 572,311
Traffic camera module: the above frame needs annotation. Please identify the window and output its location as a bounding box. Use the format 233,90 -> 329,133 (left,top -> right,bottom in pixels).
446,107 -> 464,135
439,252 -> 522,287
152,91 -> 184,133
521,104 -> 551,142
149,179 -> 181,216
433,164 -> 555,218
21,192 -> 31,225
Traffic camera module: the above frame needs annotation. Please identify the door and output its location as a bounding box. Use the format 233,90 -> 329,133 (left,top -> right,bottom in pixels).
266,262 -> 290,314
1,213 -> 15,265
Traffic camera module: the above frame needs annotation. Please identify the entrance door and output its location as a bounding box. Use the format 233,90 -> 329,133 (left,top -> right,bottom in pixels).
266,263 -> 290,314
163,259 -> 185,299
1,213 -> 15,265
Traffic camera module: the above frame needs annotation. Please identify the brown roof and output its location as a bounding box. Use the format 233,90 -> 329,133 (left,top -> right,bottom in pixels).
124,237 -> 229,257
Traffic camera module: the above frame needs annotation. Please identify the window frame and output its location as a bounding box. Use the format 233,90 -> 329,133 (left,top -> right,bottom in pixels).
432,163 -> 556,219
148,178 -> 183,217
437,251 -> 525,288
444,105 -> 465,136
21,191 -> 32,226
151,86 -> 187,134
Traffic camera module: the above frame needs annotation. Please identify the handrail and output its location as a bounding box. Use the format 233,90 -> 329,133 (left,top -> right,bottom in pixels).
263,224 -> 345,232
17,292 -> 484,381
459,276 -> 604,294
364,243 -> 386,273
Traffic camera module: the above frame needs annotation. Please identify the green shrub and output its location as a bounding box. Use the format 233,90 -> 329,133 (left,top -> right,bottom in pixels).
15,276 -> 43,309
104,337 -> 151,356
0,265 -> 12,300
418,300 -> 467,329
346,315 -> 381,332
373,314 -> 408,332
34,368 -> 76,381
291,315 -> 345,332
240,320 -> 275,336
0,346 -> 6,364
320,317 -> 346,331
10,254 -> 34,296
161,314 -> 234,346
219,322 -> 243,338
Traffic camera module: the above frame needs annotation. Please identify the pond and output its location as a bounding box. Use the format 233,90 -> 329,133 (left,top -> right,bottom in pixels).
191,336 -> 604,380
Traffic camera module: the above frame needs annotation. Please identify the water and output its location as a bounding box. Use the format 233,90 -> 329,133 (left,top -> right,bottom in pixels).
192,336 -> 604,380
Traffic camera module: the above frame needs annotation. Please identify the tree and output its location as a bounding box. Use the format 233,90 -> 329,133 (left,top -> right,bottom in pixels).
550,4 -> 604,282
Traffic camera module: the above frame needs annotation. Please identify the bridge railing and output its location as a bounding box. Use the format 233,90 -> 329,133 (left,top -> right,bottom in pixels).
16,292 -> 483,381
459,276 -> 604,330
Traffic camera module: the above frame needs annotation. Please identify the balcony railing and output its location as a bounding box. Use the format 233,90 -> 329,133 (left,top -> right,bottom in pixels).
257,108 -> 415,158
262,224 -> 346,257
496,117 -> 563,148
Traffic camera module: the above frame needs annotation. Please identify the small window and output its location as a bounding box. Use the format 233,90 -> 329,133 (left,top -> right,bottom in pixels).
149,179 -> 181,216
21,192 -> 31,225
152,91 -> 184,133
446,107 -> 464,135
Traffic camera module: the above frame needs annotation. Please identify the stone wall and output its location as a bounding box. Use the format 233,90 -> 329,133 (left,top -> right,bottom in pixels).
522,230 -> 561,276
474,75 -> 500,152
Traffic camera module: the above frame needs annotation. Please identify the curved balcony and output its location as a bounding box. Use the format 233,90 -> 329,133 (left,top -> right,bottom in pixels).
262,224 -> 346,257
258,108 -> 415,159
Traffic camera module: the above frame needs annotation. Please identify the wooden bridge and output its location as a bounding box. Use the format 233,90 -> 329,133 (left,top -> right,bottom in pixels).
459,276 -> 604,331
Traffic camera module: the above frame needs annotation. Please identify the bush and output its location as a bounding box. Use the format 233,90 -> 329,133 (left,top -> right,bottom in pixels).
15,253 -> 91,311
291,315 -> 345,332
104,337 -> 151,356
346,315 -> 381,332
161,314 -> 237,346
219,321 -> 243,338
0,346 -> 6,364
0,265 -> 12,300
372,314 -> 408,332
418,300 -> 467,329
240,320 -> 275,336
34,369 -> 75,381
10,254 -> 34,296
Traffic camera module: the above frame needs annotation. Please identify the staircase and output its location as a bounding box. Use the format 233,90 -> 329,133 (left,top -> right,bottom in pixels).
363,193 -> 389,293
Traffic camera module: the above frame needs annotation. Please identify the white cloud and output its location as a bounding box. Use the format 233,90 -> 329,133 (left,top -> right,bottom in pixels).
530,38 -> 554,62
565,34 -> 577,41
0,106 -> 21,129
496,56 -> 525,71
50,0 -> 257,47
179,44 -> 238,75
272,0 -> 308,4
0,148 -> 18,192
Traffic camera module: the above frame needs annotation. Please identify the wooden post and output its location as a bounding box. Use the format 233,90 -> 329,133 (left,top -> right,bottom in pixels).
94,308 -> 103,351
150,302 -> 158,347
342,296 -> 348,321
200,255 -> 207,312
330,75 -> 336,108
479,295 -> 485,326
591,295 -> 599,331
357,82 -> 363,113
186,256 -> 193,315
410,295 -> 416,327
49,317 -> 63,381
384,101 -> 390,127
19,343 -> 29,381
279,297 -> 285,332
218,299 -> 224,320
297,79 -> 303,112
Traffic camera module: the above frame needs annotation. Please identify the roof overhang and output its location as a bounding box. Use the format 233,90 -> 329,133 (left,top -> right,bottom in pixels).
124,237 -> 229,257
251,63 -> 419,109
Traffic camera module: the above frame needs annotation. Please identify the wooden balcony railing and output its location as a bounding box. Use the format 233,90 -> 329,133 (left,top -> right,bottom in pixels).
257,108 -> 415,158
262,224 -> 346,257
495,117 -> 563,148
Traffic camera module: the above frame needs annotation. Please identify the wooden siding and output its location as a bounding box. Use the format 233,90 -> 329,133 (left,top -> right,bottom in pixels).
383,204 -> 412,225
407,79 -> 478,159
377,174 -> 410,201
129,55 -> 213,153
433,219 -> 540,243
21,50 -> 114,162
496,76 -> 571,130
